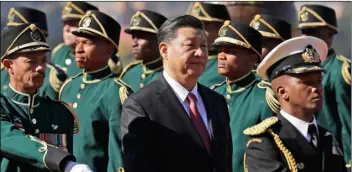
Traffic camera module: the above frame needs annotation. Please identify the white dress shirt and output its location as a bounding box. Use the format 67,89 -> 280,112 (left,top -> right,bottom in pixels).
280,110 -> 319,142
163,71 -> 211,135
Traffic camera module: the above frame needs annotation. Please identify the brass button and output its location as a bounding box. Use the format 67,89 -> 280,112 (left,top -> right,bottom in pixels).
226,94 -> 231,100
141,73 -> 146,79
32,118 -> 37,124
76,94 -> 81,99
35,129 -> 40,134
140,83 -> 144,88
73,103 -> 78,109
80,84 -> 85,89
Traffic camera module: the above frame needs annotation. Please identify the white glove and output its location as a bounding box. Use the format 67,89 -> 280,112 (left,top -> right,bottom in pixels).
64,161 -> 93,172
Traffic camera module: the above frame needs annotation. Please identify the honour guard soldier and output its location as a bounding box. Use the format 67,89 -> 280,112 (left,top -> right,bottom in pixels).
1,7 -> 67,101
51,2 -> 97,77
298,4 -> 351,163
188,2 -> 230,87
1,24 -> 92,172
244,36 -> 347,172
119,10 -> 167,91
249,14 -> 292,65
210,21 -> 279,172
1,6 -> 68,100
59,10 -> 132,172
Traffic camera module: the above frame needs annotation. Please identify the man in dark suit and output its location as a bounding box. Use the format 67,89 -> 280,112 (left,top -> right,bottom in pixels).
121,15 -> 232,172
243,36 -> 347,172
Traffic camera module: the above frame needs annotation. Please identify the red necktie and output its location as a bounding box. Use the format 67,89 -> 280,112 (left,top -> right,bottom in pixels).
187,93 -> 211,154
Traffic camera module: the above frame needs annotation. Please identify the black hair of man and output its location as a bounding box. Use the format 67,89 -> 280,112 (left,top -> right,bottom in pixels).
157,15 -> 205,45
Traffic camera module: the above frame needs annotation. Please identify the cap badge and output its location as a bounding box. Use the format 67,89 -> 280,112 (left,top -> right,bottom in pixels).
30,31 -> 41,42
82,17 -> 91,28
132,16 -> 141,26
300,11 -> 308,22
251,21 -> 261,30
302,45 -> 320,63
219,27 -> 228,37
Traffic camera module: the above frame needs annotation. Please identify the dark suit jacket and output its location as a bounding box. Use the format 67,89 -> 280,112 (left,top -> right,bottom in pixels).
245,114 -> 347,172
121,75 -> 232,172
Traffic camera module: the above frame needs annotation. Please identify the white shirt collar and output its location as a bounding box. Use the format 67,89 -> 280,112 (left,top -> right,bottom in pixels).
280,110 -> 318,141
163,70 -> 199,102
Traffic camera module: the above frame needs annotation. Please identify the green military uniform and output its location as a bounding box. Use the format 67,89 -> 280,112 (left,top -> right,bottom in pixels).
298,4 -> 351,163
318,49 -> 351,162
1,23 -> 78,172
59,10 -> 132,172
5,7 -> 69,100
120,58 -> 162,91
120,10 -> 167,92
188,2 -> 230,87
210,21 -> 280,172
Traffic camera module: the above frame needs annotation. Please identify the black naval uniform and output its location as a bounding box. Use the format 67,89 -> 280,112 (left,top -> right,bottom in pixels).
245,36 -> 347,172
0,24 -> 78,172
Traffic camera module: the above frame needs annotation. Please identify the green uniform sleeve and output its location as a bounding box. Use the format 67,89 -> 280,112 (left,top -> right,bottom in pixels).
334,64 -> 351,162
1,106 -> 75,171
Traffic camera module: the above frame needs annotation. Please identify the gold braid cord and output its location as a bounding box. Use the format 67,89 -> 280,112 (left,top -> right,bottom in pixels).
336,55 -> 351,85
257,81 -> 280,114
244,138 -> 262,172
268,129 -> 297,172
119,86 -> 128,104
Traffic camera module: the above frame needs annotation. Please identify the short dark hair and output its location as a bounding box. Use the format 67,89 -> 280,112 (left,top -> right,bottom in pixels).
157,15 -> 205,45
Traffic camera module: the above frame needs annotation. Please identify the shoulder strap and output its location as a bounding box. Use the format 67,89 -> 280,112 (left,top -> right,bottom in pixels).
210,80 -> 226,90
113,78 -> 133,104
52,43 -> 65,56
336,55 -> 351,85
118,60 -> 142,78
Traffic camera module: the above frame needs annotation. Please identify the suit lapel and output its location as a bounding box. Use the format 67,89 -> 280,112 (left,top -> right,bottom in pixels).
156,75 -> 205,150
278,114 -> 319,161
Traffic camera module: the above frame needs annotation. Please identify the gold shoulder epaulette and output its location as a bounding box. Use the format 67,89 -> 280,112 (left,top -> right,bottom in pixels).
58,72 -> 83,100
257,80 -> 280,114
114,78 -> 133,104
118,60 -> 142,79
336,55 -> 351,85
52,43 -> 65,56
210,80 -> 226,90
243,116 -> 279,136
47,64 -> 66,92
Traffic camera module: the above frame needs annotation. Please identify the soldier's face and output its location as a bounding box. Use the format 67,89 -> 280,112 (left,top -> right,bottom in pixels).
3,52 -> 47,92
217,46 -> 256,78
131,31 -> 158,61
160,27 -> 208,80
282,72 -> 323,113
63,20 -> 79,47
75,36 -> 114,71
261,38 -> 282,59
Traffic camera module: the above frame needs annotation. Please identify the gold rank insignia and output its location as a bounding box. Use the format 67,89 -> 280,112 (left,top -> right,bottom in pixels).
302,45 -> 320,63
300,11 -> 308,22
132,16 -> 141,26
219,27 -> 228,37
82,17 -> 91,27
